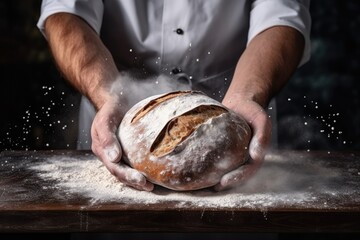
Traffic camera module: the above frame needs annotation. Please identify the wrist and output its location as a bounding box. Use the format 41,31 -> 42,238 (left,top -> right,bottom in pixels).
86,81 -> 112,110
223,76 -> 272,109
85,68 -> 121,110
88,80 -> 130,120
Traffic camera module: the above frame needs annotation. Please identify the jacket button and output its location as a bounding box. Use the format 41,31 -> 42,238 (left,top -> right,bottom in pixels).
171,68 -> 182,74
175,28 -> 184,35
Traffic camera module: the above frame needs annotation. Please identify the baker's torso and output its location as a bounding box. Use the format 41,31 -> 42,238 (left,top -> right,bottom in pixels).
100,0 -> 251,98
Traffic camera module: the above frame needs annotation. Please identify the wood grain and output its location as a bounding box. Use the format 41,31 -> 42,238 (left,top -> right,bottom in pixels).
0,150 -> 360,232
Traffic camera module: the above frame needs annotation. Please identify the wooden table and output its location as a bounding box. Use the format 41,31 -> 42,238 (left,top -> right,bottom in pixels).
0,150 -> 360,233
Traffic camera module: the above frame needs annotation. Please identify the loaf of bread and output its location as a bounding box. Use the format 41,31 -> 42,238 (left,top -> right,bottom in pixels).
118,91 -> 251,191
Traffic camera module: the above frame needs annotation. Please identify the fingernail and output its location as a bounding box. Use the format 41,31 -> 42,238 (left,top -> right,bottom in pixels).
142,182 -> 154,192
104,145 -> 119,163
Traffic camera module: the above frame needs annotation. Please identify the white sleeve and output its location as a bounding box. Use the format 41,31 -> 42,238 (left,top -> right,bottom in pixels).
37,0 -> 104,37
248,0 -> 311,66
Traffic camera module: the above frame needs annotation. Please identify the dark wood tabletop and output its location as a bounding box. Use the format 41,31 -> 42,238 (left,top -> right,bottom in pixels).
0,150 -> 359,233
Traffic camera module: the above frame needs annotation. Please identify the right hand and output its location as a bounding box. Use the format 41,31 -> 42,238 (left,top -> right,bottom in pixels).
44,12 -> 153,191
91,97 -> 154,191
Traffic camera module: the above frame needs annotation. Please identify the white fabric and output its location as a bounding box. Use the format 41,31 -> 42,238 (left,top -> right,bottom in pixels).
37,0 -> 311,149
248,0 -> 311,66
38,0 -> 104,35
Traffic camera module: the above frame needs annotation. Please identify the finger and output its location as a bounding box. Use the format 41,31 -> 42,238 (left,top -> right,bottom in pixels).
214,107 -> 270,191
111,163 -> 154,191
94,140 -> 154,191
247,109 -> 272,162
214,157 -> 260,191
92,132 -> 122,163
226,101 -> 272,162
91,115 -> 122,163
131,181 -> 155,192
101,159 -> 154,191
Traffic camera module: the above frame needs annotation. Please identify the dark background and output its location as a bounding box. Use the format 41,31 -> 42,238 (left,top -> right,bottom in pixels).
0,1 -> 359,239
0,0 -> 359,152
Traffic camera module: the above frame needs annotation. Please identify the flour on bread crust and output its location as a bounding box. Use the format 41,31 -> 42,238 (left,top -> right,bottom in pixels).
118,91 -> 251,191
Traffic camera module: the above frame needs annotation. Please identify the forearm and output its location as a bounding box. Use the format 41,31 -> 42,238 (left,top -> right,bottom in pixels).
44,13 -> 118,110
223,26 -> 305,108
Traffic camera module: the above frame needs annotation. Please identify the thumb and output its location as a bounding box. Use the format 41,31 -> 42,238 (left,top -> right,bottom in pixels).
248,109 -> 272,162
91,102 -> 123,164
103,141 -> 122,163
92,124 -> 122,164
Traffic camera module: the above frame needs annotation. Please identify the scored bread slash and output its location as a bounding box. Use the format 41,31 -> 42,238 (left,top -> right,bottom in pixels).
118,91 -> 251,191
150,105 -> 227,157
131,91 -> 190,123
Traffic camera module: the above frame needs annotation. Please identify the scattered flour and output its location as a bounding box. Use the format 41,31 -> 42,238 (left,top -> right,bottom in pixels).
29,154 -> 319,209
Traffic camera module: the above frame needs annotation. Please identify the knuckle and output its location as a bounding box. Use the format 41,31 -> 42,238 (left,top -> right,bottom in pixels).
99,135 -> 116,147
92,130 -> 116,148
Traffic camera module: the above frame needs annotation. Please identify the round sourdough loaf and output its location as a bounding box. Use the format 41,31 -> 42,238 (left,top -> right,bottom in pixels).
118,91 -> 251,191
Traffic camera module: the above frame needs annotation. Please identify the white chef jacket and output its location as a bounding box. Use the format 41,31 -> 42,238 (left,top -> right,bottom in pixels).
37,0 -> 311,149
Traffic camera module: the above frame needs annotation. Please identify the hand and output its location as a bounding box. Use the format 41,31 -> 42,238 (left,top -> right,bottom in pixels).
45,13 -> 154,191
91,97 -> 154,191
214,97 -> 272,191
212,26 -> 304,191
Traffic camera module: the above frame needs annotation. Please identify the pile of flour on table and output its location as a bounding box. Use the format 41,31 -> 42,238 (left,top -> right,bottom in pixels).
30,154 -> 337,209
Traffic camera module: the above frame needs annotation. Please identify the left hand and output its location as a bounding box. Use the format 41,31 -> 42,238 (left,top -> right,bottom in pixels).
214,97 -> 272,191
213,26 -> 305,191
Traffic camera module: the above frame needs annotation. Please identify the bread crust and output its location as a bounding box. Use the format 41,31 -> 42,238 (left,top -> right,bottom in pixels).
118,91 -> 251,191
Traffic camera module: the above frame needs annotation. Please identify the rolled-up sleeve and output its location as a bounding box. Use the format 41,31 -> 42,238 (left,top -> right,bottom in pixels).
248,0 -> 311,66
37,0 -> 104,37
